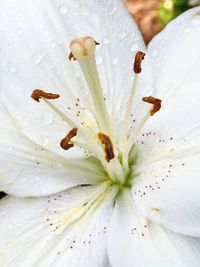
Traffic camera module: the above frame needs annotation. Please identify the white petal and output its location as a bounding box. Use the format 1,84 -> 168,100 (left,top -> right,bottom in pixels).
0,183 -> 116,267
108,190 -> 200,267
0,0 -> 145,142
0,102 -> 105,197
133,152 -> 200,237
144,7 -> 200,100
131,76 -> 200,237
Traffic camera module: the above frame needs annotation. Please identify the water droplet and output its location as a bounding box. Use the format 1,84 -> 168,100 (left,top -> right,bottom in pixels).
130,43 -> 139,52
32,51 -> 46,65
8,224 -> 13,229
42,139 -> 49,147
151,49 -> 158,57
59,5 -> 68,14
111,58 -> 118,65
44,30 -> 49,36
103,38 -> 111,45
43,112 -> 54,125
110,7 -> 117,15
120,32 -> 126,40
8,63 -> 17,73
96,56 -> 103,65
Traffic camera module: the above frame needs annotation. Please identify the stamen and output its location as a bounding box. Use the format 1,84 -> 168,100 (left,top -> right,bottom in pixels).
60,128 -> 78,150
31,94 -> 105,162
142,96 -> 162,116
31,89 -> 60,102
133,51 -> 145,74
69,36 -> 112,135
119,51 -> 146,151
98,133 -> 115,163
122,96 -> 161,170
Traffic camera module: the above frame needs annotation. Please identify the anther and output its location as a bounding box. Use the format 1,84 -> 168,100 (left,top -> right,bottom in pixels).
98,133 -> 115,162
31,89 -> 60,102
60,128 -> 78,150
69,36 -> 99,60
133,51 -> 146,74
68,52 -> 76,61
143,96 -> 162,116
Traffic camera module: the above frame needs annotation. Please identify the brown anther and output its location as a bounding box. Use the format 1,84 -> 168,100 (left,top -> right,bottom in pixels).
31,89 -> 60,102
94,40 -> 100,46
60,128 -> 78,150
143,96 -> 162,116
98,133 -> 115,163
68,52 -> 77,61
133,51 -> 146,74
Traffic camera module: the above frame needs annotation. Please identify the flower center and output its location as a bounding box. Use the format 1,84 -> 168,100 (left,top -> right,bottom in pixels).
31,36 -> 161,188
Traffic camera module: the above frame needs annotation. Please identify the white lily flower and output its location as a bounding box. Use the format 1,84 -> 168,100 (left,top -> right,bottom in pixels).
1,0 -> 200,266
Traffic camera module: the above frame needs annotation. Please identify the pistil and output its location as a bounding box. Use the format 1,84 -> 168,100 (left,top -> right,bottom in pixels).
31,36 -> 160,188
69,36 -> 112,136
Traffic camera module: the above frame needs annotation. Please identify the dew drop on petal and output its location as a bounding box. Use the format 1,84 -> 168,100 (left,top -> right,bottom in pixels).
8,224 -> 13,229
120,32 -> 127,40
32,51 -> 46,65
130,43 -> 139,52
42,139 -> 49,147
8,63 -> 17,73
43,112 -> 54,125
111,58 -> 118,65
151,49 -> 159,57
103,38 -> 111,45
59,5 -> 68,14
44,30 -> 50,36
96,56 -> 103,65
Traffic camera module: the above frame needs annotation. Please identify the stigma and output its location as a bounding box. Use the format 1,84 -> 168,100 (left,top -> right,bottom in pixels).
69,36 -> 99,60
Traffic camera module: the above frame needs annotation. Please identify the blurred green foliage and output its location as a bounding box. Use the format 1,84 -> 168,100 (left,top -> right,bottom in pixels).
158,0 -> 189,26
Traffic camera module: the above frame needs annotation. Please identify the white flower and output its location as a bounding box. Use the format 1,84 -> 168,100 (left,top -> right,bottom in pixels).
1,0 -> 200,266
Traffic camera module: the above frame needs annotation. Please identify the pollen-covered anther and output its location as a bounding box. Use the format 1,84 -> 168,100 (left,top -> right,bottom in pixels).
98,133 -> 115,163
133,51 -> 146,74
60,128 -> 78,150
143,96 -> 162,116
69,36 -> 99,60
31,89 -> 60,102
